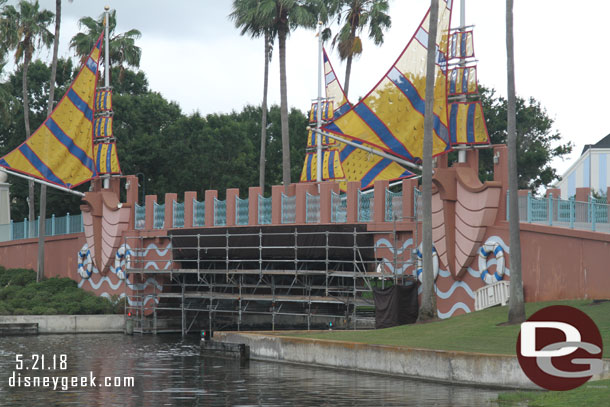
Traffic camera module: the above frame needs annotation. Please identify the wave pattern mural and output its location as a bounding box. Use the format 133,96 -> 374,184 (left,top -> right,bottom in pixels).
77,239 -> 172,314
375,234 -> 510,319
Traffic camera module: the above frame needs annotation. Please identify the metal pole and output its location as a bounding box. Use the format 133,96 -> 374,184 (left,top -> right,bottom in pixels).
103,6 -> 110,189
310,128 -> 424,172
316,21 -> 323,182
0,168 -> 85,197
457,0 -> 467,163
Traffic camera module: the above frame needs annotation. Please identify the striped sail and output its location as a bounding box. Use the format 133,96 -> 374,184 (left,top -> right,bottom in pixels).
321,1 -> 454,163
300,149 -> 345,182
308,45 -> 413,189
0,33 -> 104,188
323,48 -> 350,118
94,142 -> 120,175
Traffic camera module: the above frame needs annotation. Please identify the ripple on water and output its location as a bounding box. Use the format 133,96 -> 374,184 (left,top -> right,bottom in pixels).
0,334 -> 503,406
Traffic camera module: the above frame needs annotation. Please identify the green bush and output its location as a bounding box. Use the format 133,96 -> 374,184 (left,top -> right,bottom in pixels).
0,268 -> 117,315
0,267 -> 36,287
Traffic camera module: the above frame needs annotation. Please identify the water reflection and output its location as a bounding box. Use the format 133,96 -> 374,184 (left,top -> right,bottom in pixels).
0,334 -> 502,406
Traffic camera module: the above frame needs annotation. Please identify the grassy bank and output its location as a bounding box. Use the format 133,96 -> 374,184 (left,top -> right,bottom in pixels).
0,266 -> 122,315
288,299 -> 610,357
498,379 -> 610,406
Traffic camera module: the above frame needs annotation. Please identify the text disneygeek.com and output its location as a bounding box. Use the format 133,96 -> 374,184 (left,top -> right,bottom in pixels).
9,371 -> 135,391
8,353 -> 134,391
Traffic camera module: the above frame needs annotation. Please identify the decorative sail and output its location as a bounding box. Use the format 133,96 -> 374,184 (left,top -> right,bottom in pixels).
93,85 -> 120,175
323,48 -> 350,118
0,33 -> 104,188
321,2 -> 454,163
301,46 -> 414,189
300,149 -> 345,182
318,0 -> 489,163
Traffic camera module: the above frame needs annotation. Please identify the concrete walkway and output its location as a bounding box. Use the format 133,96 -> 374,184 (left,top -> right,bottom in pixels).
214,331 -> 610,390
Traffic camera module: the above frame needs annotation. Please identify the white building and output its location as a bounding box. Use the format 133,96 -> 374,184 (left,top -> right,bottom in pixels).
556,134 -> 610,199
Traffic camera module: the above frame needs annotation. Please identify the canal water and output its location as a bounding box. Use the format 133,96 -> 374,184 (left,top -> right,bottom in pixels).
0,334 -> 503,406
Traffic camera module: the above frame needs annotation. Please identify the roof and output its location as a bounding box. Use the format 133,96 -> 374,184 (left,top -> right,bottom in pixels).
582,133 -> 610,155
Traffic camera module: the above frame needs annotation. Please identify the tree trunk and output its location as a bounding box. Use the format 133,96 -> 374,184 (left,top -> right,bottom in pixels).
344,53 -> 353,99
506,0 -> 525,324
418,0 -> 439,322
47,0 -> 61,116
38,0 -> 62,282
36,185 -> 46,282
343,25 -> 357,98
260,32 -> 270,193
22,51 -> 31,138
278,28 -> 291,190
23,49 -> 36,237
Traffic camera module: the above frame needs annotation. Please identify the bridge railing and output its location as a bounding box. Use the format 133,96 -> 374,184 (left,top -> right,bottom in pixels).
0,213 -> 84,242
131,178 -> 420,231
508,191 -> 610,233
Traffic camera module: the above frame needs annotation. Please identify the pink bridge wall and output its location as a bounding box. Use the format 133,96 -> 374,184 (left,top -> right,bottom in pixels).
1,144 -> 608,319
0,234 -> 85,277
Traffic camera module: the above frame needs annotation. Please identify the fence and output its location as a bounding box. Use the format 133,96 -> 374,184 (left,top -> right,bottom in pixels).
508,191 -> 610,233
0,213 -> 84,242
129,184 -> 428,230
331,191 -> 347,223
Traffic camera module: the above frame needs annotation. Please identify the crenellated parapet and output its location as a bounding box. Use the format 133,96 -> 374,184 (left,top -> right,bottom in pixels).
132,178 -> 421,233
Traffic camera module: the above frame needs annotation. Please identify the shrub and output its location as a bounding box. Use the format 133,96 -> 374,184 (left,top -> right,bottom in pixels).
0,268 -> 117,315
0,268 -> 36,287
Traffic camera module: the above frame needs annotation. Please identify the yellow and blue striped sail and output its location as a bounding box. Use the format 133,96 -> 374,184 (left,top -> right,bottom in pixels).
322,0 -> 454,163
93,116 -> 113,139
337,142 -> 412,191
0,32 -> 103,188
300,149 -> 345,182
304,46 -> 414,189
94,89 -> 112,112
449,102 -> 488,145
323,48 -> 351,118
94,142 -> 120,175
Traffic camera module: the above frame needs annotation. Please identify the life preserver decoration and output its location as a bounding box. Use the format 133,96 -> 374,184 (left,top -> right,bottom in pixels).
478,241 -> 505,285
77,244 -> 93,279
415,243 -> 439,283
114,244 -> 131,280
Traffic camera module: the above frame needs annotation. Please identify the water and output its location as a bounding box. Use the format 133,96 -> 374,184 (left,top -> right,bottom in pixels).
0,334 -> 503,406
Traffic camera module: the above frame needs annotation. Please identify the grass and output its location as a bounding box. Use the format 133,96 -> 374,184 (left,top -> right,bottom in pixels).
497,379 -> 610,406
286,299 -> 610,357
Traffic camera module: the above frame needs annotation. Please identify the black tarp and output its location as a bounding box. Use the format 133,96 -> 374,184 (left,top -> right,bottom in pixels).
169,224 -> 374,265
373,283 -> 419,329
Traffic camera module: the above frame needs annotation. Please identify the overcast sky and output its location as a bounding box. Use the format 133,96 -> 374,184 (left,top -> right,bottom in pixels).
7,0 -> 609,176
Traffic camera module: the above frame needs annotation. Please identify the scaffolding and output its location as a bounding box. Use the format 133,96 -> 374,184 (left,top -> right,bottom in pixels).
124,225 -> 414,335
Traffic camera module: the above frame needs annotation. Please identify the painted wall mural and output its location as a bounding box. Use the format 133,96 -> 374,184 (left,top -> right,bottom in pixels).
375,234 -> 511,319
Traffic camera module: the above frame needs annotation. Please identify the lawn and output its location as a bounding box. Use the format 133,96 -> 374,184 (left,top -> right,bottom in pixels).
287,299 -> 610,357
497,378 -> 610,406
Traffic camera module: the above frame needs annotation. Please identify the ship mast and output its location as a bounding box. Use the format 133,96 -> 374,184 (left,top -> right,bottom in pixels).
103,5 -> 111,189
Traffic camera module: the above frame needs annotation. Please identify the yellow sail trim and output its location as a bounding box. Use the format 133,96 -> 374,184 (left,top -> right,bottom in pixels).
94,142 -> 121,175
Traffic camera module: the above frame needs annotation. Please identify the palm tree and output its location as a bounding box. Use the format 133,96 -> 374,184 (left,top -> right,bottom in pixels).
230,0 -> 276,193
70,9 -> 141,83
506,0 -> 525,324
38,0 -> 72,282
255,0 -> 322,190
0,0 -> 54,238
418,0 -> 439,322
330,0 -> 390,98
